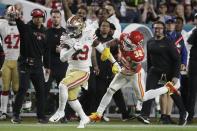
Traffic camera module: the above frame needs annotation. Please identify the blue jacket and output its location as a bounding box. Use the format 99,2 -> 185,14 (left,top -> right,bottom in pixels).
166,31 -> 188,66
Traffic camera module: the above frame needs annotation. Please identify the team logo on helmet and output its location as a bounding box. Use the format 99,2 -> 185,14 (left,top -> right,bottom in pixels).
66,15 -> 85,38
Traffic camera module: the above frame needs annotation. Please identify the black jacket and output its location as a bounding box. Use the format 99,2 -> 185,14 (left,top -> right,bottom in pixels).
15,19 -> 50,68
187,28 -> 197,62
46,27 -> 67,70
147,36 -> 181,78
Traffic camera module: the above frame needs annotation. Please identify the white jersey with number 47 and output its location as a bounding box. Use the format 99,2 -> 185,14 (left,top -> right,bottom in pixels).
0,19 -> 20,60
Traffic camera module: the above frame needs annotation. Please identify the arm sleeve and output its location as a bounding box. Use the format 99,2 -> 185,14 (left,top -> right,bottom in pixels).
95,42 -> 117,64
95,42 -> 105,53
60,47 -> 76,62
92,38 -> 119,48
15,18 -> 26,34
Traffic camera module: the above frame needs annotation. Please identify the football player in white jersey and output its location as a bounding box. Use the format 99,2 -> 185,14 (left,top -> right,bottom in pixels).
0,6 -> 20,120
49,15 -> 120,128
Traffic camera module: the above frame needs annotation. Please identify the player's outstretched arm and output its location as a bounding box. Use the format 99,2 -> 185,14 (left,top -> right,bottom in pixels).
61,0 -> 73,22
93,39 -> 121,74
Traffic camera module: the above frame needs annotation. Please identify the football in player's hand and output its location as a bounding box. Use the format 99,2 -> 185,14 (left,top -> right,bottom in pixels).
60,32 -> 75,48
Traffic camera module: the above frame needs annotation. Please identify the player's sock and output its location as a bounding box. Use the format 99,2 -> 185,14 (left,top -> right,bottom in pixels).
58,83 -> 68,111
136,100 -> 142,111
68,100 -> 87,120
97,88 -> 115,116
155,96 -> 161,111
1,93 -> 9,113
143,87 -> 168,101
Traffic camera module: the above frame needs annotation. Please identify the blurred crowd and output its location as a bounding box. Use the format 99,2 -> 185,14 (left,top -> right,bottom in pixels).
26,0 -> 197,24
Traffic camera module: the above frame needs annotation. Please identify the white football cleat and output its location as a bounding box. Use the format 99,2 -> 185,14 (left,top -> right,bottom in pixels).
77,117 -> 90,128
49,111 -> 65,122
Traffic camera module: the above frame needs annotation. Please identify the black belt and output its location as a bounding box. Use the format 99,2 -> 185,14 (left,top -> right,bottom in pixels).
19,56 -> 42,66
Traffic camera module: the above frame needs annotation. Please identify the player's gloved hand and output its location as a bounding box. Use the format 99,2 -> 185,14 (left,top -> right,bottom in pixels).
7,5 -> 20,19
171,77 -> 178,85
171,77 -> 180,89
73,42 -> 83,51
101,48 -> 111,61
112,62 -> 121,74
60,33 -> 74,47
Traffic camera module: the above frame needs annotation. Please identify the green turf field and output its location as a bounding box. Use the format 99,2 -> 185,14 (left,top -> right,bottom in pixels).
0,123 -> 197,131
0,118 -> 197,131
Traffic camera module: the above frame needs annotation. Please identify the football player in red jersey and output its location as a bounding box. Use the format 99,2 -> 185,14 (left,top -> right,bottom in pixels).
89,31 -> 179,122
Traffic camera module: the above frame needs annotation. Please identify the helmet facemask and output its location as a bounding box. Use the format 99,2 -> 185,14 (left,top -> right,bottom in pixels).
6,6 -> 17,25
6,13 -> 16,25
123,38 -> 137,51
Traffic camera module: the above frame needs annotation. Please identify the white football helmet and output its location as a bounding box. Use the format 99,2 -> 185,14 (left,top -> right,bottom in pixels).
66,15 -> 85,38
5,6 -> 18,25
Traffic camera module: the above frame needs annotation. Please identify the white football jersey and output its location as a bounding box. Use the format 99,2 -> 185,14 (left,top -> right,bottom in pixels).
0,19 -> 20,60
67,29 -> 95,72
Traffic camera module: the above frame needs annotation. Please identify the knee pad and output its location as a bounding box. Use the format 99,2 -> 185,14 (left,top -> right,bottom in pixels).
106,88 -> 116,96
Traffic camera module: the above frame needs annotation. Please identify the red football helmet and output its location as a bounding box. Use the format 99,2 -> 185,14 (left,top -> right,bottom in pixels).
119,32 -> 139,51
128,31 -> 144,45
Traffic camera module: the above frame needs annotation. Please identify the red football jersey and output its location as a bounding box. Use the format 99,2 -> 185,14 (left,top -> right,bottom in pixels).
119,44 -> 145,73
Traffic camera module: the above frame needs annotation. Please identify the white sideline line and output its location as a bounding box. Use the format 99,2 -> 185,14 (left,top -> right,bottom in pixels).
0,124 -> 197,128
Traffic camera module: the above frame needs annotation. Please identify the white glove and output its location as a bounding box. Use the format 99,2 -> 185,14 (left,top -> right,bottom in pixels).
7,5 -> 20,19
60,33 -> 74,47
171,77 -> 178,85
73,42 -> 83,51
172,77 -> 180,89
